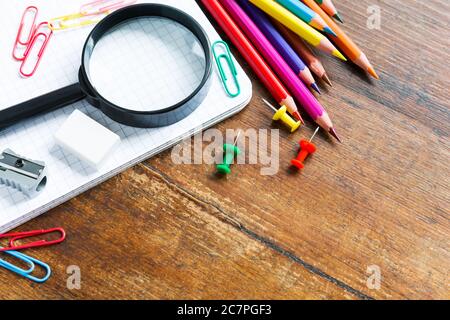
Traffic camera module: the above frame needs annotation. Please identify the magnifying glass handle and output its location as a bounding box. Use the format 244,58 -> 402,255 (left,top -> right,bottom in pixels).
0,84 -> 86,131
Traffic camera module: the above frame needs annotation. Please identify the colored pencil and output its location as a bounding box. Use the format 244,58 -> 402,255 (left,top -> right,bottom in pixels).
274,21 -> 332,86
228,0 -> 319,94
314,0 -> 343,23
200,0 -> 303,121
223,0 -> 341,141
249,0 -> 346,61
303,0 -> 379,79
275,0 -> 335,36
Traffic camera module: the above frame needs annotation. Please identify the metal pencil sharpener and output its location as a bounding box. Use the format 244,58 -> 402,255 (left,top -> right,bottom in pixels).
0,149 -> 47,197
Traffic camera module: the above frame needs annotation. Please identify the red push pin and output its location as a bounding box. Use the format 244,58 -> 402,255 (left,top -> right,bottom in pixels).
291,127 -> 320,170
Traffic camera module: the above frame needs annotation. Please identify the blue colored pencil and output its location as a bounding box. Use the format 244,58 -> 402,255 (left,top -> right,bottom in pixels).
275,0 -> 335,35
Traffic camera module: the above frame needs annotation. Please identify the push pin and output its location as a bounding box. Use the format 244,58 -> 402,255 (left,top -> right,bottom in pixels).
0,149 -> 47,196
262,99 -> 301,133
291,127 -> 320,170
216,131 -> 241,175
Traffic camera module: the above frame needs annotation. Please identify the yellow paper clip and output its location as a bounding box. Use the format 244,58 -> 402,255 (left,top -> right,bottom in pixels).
80,0 -> 137,15
49,0 -> 137,31
48,12 -> 106,31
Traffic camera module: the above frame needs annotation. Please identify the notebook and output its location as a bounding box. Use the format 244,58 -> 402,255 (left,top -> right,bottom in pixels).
0,0 -> 252,233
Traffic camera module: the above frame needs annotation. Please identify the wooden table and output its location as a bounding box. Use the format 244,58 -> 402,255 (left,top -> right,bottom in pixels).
1,0 -> 448,300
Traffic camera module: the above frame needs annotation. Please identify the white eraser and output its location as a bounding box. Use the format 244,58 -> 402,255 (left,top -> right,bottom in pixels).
55,110 -> 120,168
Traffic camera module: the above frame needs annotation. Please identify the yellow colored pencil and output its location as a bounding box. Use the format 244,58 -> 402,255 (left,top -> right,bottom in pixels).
249,0 -> 346,61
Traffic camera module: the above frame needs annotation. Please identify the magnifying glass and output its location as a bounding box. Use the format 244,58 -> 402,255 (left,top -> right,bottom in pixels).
1,4 -> 212,129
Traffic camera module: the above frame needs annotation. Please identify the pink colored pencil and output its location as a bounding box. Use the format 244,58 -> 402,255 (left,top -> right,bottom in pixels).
221,0 -> 340,141
202,0 -> 303,121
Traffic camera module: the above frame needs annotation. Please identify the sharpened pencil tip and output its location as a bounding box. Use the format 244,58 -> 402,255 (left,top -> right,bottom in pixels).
293,111 -> 305,124
322,73 -> 332,86
333,13 -> 344,23
324,26 -> 337,37
367,66 -> 380,80
332,49 -> 347,61
311,82 -> 321,94
329,127 -> 341,143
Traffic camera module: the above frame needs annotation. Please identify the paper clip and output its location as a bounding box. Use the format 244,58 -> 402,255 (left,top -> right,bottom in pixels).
12,6 -> 38,60
48,12 -> 106,31
0,251 -> 51,283
49,0 -> 137,31
0,228 -> 66,252
212,41 -> 240,98
19,23 -> 53,78
0,250 -> 35,275
80,0 -> 137,15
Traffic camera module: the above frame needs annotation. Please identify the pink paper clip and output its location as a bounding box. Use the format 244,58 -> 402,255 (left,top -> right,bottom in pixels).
12,6 -> 38,61
80,0 -> 137,15
19,22 -> 53,78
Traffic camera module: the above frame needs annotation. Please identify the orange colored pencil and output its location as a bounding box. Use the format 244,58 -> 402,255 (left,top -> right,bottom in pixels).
303,0 -> 379,79
314,0 -> 343,23
274,21 -> 332,86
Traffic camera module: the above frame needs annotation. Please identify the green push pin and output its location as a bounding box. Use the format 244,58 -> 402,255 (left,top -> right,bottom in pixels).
216,131 -> 241,175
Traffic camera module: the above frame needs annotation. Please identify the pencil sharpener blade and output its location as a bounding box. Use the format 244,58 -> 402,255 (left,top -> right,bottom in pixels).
0,149 -> 47,197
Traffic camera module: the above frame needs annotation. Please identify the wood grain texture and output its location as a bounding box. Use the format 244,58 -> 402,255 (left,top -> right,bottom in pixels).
0,0 -> 449,299
0,166 -> 356,299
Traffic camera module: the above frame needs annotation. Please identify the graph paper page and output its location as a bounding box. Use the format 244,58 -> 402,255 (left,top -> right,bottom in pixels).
0,0 -> 252,232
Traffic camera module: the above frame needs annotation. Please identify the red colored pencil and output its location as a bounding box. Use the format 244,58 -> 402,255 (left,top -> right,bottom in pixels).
201,0 -> 303,121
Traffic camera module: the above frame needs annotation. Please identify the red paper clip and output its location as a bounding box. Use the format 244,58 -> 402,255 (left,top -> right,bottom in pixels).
0,228 -> 66,252
12,6 -> 38,61
19,22 -> 53,78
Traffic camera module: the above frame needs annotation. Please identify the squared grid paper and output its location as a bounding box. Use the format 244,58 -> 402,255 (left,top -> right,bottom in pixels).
89,16 -> 207,110
0,0 -> 252,232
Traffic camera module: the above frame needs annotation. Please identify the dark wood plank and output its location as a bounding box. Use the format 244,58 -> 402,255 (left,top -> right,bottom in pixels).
150,0 -> 450,299
1,0 -> 449,299
0,165 -> 355,299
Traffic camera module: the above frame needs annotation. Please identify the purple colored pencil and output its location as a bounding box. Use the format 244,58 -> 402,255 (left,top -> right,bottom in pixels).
236,0 -> 319,93
220,0 -> 340,141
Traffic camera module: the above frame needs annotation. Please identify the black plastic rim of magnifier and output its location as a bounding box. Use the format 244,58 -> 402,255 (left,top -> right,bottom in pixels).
78,3 -> 213,128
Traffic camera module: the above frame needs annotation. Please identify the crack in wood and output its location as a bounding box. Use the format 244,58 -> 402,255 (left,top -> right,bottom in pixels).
140,162 -> 375,300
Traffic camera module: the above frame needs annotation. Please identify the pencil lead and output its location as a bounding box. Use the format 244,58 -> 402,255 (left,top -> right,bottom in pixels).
311,82 -> 321,94
329,127 -> 341,143
322,73 -> 332,86
367,66 -> 380,80
324,26 -> 337,37
332,49 -> 347,61
333,13 -> 344,24
293,111 -> 305,125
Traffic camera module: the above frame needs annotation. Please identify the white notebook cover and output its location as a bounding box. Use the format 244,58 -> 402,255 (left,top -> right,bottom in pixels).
0,0 -> 252,232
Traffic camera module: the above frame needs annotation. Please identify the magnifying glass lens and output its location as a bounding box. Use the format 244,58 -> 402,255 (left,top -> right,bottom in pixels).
88,17 -> 207,112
